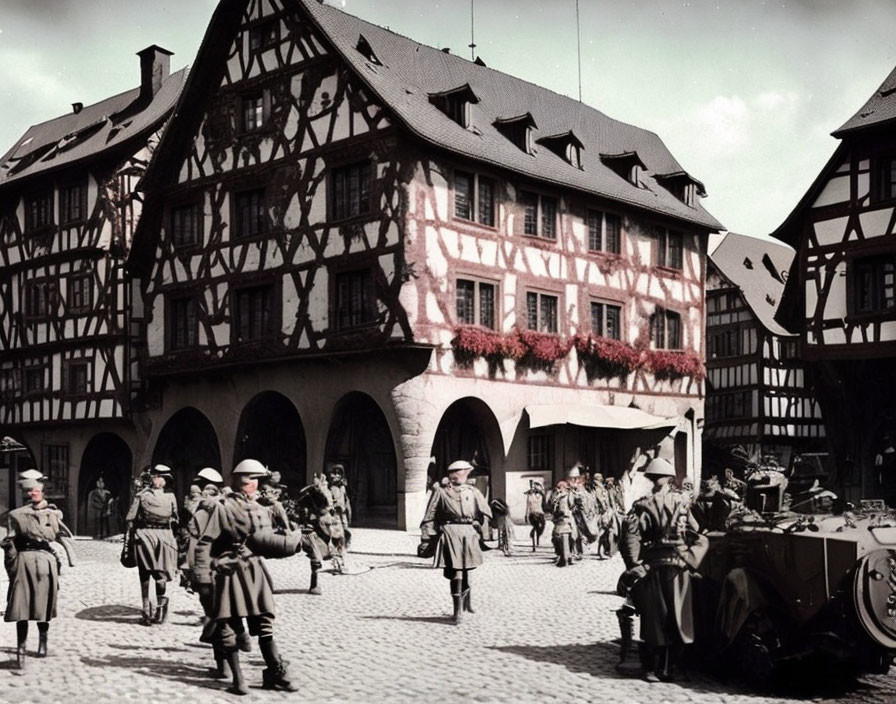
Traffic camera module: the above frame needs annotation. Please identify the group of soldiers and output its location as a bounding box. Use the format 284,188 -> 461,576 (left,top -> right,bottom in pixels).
116,460 -> 352,694
522,467 -> 627,566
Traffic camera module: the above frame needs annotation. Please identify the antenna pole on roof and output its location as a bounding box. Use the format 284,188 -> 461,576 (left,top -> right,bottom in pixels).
469,0 -> 477,61
576,0 -> 582,102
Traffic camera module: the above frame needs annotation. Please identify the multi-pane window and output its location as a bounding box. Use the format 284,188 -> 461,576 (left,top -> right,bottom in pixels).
587,210 -> 621,254
526,291 -> 559,333
241,91 -> 267,132
708,329 -> 742,358
67,273 -> 91,314
26,191 -> 54,232
651,307 -> 682,349
24,280 -> 57,319
67,361 -> 89,395
169,296 -> 198,350
706,390 -> 752,421
520,191 -> 557,239
24,367 -> 44,394
853,256 -> 896,313
42,444 -> 69,495
454,172 -> 495,227
233,285 -> 275,342
656,227 -> 684,269
873,155 -> 896,203
456,278 -> 497,329
331,162 -> 372,220
590,301 -> 621,340
249,20 -> 279,51
172,203 -> 202,248
527,434 -> 554,470
335,269 -> 375,329
60,182 -> 86,224
233,189 -> 267,239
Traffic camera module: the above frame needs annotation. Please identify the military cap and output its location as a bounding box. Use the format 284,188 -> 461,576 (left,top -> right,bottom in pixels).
643,457 -> 676,478
447,460 -> 473,473
150,463 -> 173,476
19,469 -> 46,482
196,467 -> 224,484
232,458 -> 268,477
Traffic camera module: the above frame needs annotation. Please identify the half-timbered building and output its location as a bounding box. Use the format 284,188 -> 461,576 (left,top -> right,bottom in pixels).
774,62 -> 896,501
130,0 -> 722,529
0,47 -> 186,528
704,232 -> 824,475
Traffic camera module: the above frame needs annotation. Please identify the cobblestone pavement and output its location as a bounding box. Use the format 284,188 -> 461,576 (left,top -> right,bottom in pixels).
1,528 -> 894,703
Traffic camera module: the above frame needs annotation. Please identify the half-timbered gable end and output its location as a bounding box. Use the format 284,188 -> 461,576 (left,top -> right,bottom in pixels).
773,62 -> 896,500
129,0 -> 721,529
704,233 -> 824,471
0,47 -> 185,525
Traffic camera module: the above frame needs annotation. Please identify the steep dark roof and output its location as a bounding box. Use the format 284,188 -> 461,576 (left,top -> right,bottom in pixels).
298,0 -> 722,231
833,63 -> 896,137
0,67 -> 187,188
710,232 -> 795,336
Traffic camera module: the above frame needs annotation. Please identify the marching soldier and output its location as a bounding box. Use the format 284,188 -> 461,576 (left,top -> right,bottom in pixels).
523,480 -> 547,552
618,457 -> 708,682
327,464 -> 352,550
125,464 -> 179,626
200,459 -> 300,694
419,460 -> 492,624
551,474 -> 580,566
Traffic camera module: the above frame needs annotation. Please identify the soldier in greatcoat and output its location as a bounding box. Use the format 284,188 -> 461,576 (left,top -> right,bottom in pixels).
618,457 -> 708,682
523,480 -> 547,551
124,464 -> 179,626
200,459 -> 300,694
3,477 -> 75,669
419,460 -> 492,624
550,478 -> 579,566
327,464 -> 352,549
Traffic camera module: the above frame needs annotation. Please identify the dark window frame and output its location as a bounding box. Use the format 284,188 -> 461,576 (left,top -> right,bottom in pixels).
231,187 -> 269,240
849,254 -> 896,315
586,210 -> 622,254
231,281 -> 279,344
519,190 -> 558,240
655,227 -> 684,270
651,307 -> 683,350
67,272 -> 92,314
41,443 -> 69,497
332,267 -> 377,331
24,278 -> 58,321
23,365 -> 45,395
527,433 -> 554,470
25,189 -> 54,234
249,19 -> 280,52
872,153 -> 896,204
239,89 -> 271,133
590,300 -> 622,340
64,358 -> 90,396
453,170 -> 496,227
171,201 -> 203,249
329,160 -> 373,222
455,277 -> 498,329
168,294 -> 199,352
525,290 -> 560,334
59,179 -> 88,225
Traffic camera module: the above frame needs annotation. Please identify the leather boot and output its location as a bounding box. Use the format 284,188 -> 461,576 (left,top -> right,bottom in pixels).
615,607 -> 642,674
37,631 -> 47,658
225,650 -> 248,695
155,596 -> 169,624
309,561 -> 322,595
451,581 -> 463,624
462,588 -> 475,614
260,639 -> 297,692
236,630 -> 252,653
15,644 -> 25,670
141,598 -> 153,626
211,643 -> 226,679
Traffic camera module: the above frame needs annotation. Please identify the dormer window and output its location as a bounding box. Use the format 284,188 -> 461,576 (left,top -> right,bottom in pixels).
600,152 -> 645,187
494,113 -> 537,154
536,132 -> 584,169
655,171 -> 706,207
429,84 -> 479,129
355,34 -> 382,66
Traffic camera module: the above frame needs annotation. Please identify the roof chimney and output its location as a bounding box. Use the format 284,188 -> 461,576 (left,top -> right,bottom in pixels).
137,45 -> 173,102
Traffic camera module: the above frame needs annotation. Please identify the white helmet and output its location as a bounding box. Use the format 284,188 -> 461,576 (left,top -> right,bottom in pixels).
196,467 -> 224,484
232,458 -> 268,477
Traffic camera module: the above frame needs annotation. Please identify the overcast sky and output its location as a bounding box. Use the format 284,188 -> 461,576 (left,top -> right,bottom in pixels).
2,0 -> 895,240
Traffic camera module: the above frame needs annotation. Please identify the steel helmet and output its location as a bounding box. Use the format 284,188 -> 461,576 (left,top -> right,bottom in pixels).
232,458 -> 268,477
196,467 -> 224,484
